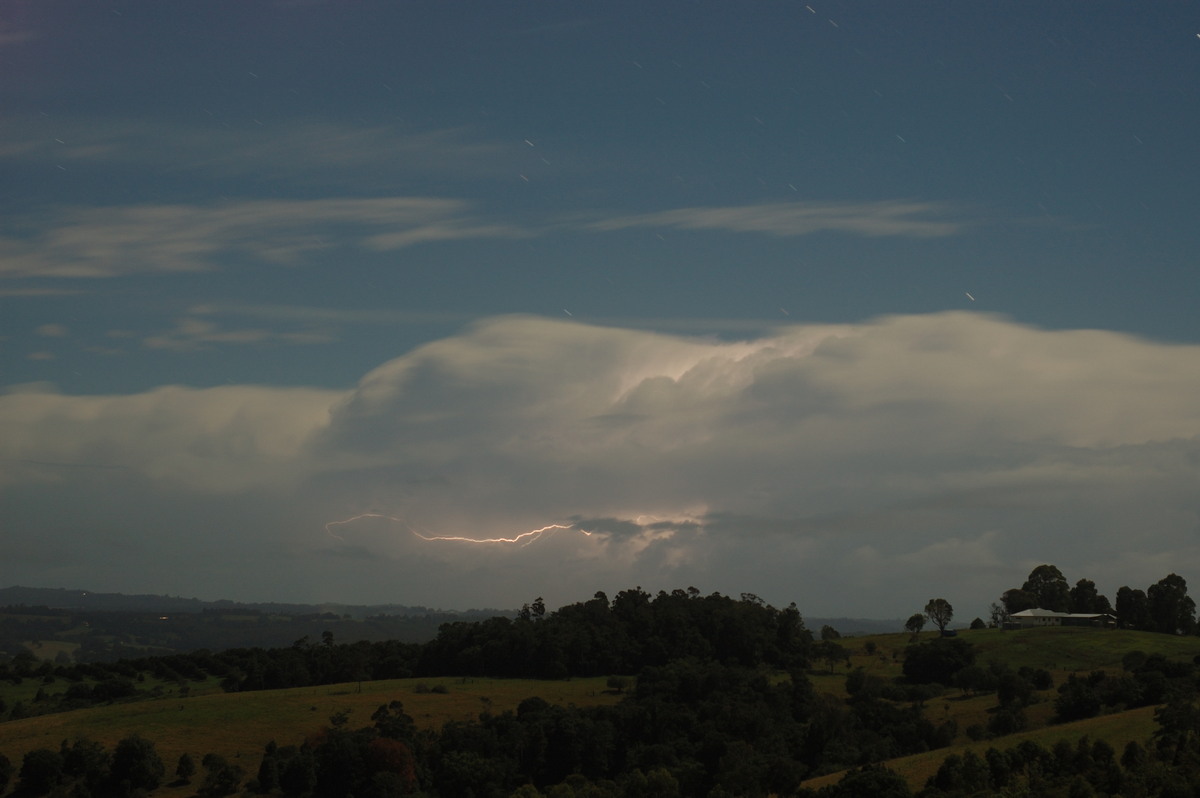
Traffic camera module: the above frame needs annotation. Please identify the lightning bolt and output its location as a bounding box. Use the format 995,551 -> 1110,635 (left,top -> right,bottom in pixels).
323,513 -> 589,547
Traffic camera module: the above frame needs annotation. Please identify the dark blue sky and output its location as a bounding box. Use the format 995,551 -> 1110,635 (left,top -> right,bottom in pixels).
3,2 -> 1199,615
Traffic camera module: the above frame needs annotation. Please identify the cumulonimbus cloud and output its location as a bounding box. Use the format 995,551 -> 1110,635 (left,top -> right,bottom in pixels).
3,312 -> 1198,614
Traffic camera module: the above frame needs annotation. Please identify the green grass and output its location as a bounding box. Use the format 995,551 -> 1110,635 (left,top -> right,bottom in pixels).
962,626 -> 1200,673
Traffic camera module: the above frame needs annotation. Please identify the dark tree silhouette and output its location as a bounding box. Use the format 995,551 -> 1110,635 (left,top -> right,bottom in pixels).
1001,588 -> 1037,615
925,598 -> 954,633
175,752 -> 195,784
1069,578 -> 1112,614
1148,573 -> 1196,635
1021,564 -> 1071,612
110,734 -> 165,792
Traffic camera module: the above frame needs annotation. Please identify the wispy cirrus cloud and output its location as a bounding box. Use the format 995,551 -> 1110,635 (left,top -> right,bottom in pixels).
0,197 -> 528,279
0,288 -> 85,297
584,200 -> 964,238
1,194 -> 972,281
141,314 -> 337,352
185,303 -> 477,328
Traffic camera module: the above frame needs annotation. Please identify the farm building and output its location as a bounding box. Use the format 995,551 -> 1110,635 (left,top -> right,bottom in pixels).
1006,608 -> 1117,629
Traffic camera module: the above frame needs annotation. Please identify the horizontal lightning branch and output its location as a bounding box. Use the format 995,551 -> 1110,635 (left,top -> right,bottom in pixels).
323,513 -> 590,547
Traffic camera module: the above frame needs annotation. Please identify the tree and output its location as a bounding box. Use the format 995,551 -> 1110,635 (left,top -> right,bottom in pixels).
820,624 -> 841,640
199,753 -> 243,797
518,596 -> 547,622
903,637 -> 976,684
904,613 -> 926,636
1069,578 -> 1112,614
1148,573 -> 1196,635
1001,588 -> 1037,615
110,733 -> 166,792
19,748 -> 64,794
61,737 -> 111,793
1055,674 -> 1101,722
1021,564 -> 1071,612
817,639 -> 850,673
256,744 -> 280,793
988,602 -> 1010,628
1116,586 -> 1150,630
825,763 -> 913,797
969,617 -> 986,630
176,752 -> 196,784
925,598 -> 954,633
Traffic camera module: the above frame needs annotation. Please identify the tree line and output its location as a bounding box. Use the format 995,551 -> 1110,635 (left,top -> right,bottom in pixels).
0,588 -> 814,720
992,565 -> 1197,635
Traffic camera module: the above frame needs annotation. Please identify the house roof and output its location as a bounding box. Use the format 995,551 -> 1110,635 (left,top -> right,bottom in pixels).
1010,608 -> 1116,619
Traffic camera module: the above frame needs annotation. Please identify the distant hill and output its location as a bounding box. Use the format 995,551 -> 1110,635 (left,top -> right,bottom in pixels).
0,586 -> 902,634
0,585 -> 511,662
806,616 -> 907,636
0,585 -> 507,617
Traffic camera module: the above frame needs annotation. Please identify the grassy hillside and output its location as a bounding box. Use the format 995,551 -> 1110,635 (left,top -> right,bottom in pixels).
800,704 -> 1161,792
2,625 -> 1196,796
843,625 -> 1200,673
0,676 -> 623,796
802,625 -> 1200,791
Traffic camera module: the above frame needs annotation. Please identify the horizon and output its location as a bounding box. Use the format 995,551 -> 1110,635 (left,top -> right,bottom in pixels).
0,577 -> 1152,629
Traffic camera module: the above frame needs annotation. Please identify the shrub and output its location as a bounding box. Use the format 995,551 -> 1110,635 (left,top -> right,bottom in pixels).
199,753 -> 244,797
987,707 -> 1027,737
1056,675 -> 1101,722
176,752 -> 196,784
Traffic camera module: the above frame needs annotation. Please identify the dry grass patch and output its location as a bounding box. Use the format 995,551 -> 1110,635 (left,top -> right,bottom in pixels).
0,675 -> 622,779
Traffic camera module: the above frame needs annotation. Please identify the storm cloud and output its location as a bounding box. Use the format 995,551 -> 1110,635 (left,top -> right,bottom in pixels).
4,312 -> 1199,617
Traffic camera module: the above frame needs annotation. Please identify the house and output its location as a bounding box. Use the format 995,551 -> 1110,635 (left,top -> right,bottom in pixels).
1006,608 -> 1117,630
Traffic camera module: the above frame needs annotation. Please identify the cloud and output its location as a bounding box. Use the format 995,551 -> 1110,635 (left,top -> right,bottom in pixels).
34,324 -> 69,337
0,288 -> 85,298
3,313 -> 1199,614
0,382 -> 340,492
2,197 -> 964,281
584,200 -> 964,238
141,311 -> 337,352
187,303 -> 477,328
129,304 -> 481,353
0,198 -> 527,278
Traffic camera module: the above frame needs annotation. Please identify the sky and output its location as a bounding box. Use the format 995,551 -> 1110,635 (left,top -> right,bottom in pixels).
3,1 -> 1200,621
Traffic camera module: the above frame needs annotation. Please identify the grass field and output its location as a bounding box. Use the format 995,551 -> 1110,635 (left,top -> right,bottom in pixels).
0,675 -> 623,795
